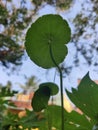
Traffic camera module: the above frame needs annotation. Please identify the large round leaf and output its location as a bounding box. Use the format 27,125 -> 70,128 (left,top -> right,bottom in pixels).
39,82 -> 59,96
25,14 -> 71,68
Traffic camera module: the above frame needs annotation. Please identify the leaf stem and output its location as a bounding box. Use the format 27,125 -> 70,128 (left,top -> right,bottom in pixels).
49,44 -> 64,130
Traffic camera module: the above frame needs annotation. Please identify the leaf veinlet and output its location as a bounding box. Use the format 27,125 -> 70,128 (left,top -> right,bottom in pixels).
49,43 -> 64,130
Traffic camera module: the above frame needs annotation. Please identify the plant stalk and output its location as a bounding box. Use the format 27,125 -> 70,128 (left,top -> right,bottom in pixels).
49,44 -> 64,130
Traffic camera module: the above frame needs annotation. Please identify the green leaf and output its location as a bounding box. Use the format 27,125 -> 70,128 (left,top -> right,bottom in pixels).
66,72 -> 98,122
0,87 -> 17,97
43,105 -> 93,130
32,85 -> 51,112
32,82 -> 59,112
25,14 -> 71,68
42,105 -> 61,130
64,110 -> 93,130
18,110 -> 41,129
39,82 -> 59,96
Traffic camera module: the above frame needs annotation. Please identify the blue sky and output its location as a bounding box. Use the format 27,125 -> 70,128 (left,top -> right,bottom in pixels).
0,0 -> 98,92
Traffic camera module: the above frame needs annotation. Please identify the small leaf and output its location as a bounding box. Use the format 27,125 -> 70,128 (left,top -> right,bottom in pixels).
25,14 -> 71,68
39,82 -> 59,96
32,86 -> 51,112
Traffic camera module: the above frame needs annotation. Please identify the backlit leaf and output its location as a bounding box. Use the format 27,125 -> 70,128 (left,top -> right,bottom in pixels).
25,14 -> 71,68
66,72 -> 98,122
39,82 -> 59,96
32,85 -> 51,112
